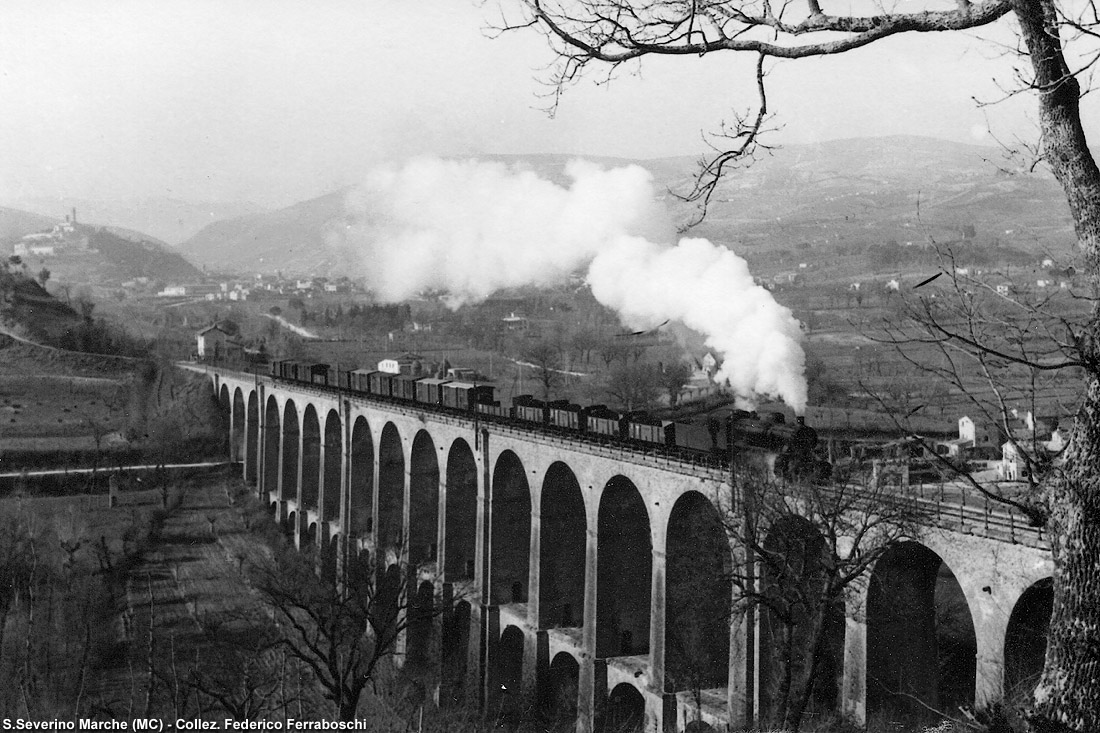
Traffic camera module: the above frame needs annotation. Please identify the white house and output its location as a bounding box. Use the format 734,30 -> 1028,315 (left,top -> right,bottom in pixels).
378,352 -> 424,375
196,325 -> 231,359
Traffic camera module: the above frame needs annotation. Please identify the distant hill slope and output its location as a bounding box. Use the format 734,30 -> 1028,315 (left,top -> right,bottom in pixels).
0,206 -> 59,242
85,226 -> 200,282
178,189 -> 350,275
178,136 -> 1079,276
6,222 -> 201,287
10,197 -> 266,245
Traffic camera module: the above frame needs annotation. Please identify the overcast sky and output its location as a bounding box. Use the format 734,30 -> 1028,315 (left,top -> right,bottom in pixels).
0,0 -> 1088,208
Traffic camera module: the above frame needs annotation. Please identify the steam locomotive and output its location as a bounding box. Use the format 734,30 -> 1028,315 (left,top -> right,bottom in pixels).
269,359 -> 828,478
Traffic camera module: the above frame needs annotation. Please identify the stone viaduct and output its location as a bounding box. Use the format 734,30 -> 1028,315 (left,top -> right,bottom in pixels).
207,366 -> 1053,732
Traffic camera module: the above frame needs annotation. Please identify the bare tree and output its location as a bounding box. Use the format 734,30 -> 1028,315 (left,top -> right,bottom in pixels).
597,339 -> 630,369
667,466 -> 926,731
658,359 -> 692,408
172,617 -> 285,721
605,361 -> 661,411
251,545 -> 444,721
569,328 -> 599,368
871,255 -> 1079,521
524,339 -> 563,399
507,1 -> 1100,725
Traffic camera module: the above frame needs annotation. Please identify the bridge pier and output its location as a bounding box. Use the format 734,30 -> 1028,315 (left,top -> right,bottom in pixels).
648,544 -> 667,699
576,510 -> 599,733
727,585 -> 753,729
240,393 -> 249,480
841,581 -> 869,726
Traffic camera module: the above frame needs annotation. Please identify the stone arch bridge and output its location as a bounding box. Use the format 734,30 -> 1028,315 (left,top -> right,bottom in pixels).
205,366 -> 1052,733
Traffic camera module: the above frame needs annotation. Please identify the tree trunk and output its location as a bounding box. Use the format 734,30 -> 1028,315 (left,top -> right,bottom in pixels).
1031,382 -> 1100,732
337,692 -> 360,722
784,601 -> 829,732
1013,0 -> 1100,729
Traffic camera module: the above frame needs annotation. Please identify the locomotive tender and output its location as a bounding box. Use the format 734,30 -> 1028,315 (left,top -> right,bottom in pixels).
270,359 -> 826,477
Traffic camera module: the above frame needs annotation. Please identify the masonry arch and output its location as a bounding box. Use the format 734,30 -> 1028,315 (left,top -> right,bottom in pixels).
284,510 -> 298,541
758,515 -> 844,722
217,384 -> 231,456
410,430 -> 440,568
596,475 -> 651,658
323,410 -> 341,521
490,451 -> 531,605
281,401 -> 300,502
445,439 -> 478,581
372,563 -> 402,635
867,540 -> 976,724
347,548 -> 373,599
498,625 -> 526,722
685,723 -> 718,733
301,405 -> 321,510
441,599 -> 472,706
378,422 -> 405,561
539,462 -> 586,630
232,387 -> 245,462
665,490 -> 731,693
303,521 -> 318,549
349,416 -> 374,538
546,651 -> 579,722
407,580 -> 436,674
321,532 -> 338,586
245,391 -> 259,483
263,396 -> 280,495
598,683 -> 645,733
1005,577 -> 1053,701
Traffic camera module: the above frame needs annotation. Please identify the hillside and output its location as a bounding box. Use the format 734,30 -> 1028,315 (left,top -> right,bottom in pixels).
10,196 -> 266,244
686,136 -> 1077,270
0,270 -> 82,339
178,135 -> 1080,277
177,188 -> 350,274
0,206 -> 59,242
8,223 -> 201,288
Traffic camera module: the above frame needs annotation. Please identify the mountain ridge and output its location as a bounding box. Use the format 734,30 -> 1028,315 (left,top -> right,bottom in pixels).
171,135 -> 1083,275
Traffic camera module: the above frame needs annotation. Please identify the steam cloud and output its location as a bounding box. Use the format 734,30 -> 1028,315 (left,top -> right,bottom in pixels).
338,157 -> 808,412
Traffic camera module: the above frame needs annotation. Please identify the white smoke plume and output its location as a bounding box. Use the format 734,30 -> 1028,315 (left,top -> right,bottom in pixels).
338,157 -> 808,412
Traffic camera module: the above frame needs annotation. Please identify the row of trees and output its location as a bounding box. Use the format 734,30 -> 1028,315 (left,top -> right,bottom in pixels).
522,338 -> 695,410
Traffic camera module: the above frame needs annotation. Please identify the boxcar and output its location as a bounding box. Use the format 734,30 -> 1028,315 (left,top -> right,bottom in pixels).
416,378 -> 451,406
345,369 -> 377,393
443,382 -> 496,411
393,374 -> 419,401
513,395 -> 548,424
671,417 -> 726,454
586,406 -> 623,439
548,402 -> 585,431
476,401 -> 511,419
277,360 -> 305,382
627,414 -> 673,446
369,371 -> 394,397
308,363 -> 331,386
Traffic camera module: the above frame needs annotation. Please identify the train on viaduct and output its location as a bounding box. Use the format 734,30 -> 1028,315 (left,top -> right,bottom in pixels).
204,365 -> 1053,733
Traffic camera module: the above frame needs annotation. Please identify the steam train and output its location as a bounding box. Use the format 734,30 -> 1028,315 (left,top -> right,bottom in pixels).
270,359 -> 828,478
